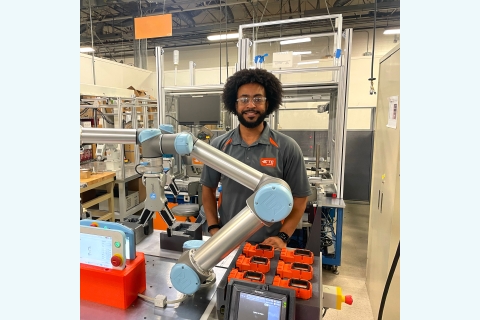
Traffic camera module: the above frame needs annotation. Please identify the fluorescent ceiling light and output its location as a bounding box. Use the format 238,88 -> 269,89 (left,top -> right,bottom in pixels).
292,51 -> 312,56
280,37 -> 311,45
383,28 -> 400,35
80,47 -> 95,53
297,60 -> 319,65
207,33 -> 239,41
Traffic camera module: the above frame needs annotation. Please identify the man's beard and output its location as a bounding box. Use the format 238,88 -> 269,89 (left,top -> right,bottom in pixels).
237,110 -> 267,128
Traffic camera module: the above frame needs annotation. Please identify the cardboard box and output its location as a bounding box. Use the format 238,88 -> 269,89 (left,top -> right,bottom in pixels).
128,177 -> 146,202
80,108 -> 96,119
127,86 -> 147,97
99,191 -> 139,212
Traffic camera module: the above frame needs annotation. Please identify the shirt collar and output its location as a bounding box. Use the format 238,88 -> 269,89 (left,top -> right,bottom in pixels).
232,121 -> 271,146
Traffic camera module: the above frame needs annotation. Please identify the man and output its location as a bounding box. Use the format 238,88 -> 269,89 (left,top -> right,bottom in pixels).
200,68 -> 311,249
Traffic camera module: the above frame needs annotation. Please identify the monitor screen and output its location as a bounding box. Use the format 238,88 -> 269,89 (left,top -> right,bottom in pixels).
80,233 -> 113,268
237,292 -> 283,320
177,95 -> 221,125
227,283 -> 289,320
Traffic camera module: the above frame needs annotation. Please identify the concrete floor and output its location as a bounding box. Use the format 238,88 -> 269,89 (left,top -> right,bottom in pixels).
321,203 -> 374,320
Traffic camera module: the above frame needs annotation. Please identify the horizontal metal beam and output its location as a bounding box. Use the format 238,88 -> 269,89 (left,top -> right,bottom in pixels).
304,1 -> 400,16
84,13 -> 398,47
81,1 -> 400,26
80,0 -> 254,25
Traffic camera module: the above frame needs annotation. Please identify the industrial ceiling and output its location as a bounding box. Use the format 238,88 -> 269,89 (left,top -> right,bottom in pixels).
80,0 -> 400,60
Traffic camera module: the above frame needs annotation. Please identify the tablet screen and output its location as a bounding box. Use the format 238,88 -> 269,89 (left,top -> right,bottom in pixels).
80,233 -> 113,268
237,292 -> 282,320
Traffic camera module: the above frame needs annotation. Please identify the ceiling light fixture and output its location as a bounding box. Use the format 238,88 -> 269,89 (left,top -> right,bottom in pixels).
279,37 -> 311,45
80,47 -> 95,53
297,60 -> 319,65
292,51 -> 312,56
207,33 -> 239,41
383,28 -> 400,35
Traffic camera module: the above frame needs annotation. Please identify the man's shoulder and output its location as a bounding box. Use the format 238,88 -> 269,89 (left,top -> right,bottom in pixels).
268,128 -> 299,149
211,130 -> 236,148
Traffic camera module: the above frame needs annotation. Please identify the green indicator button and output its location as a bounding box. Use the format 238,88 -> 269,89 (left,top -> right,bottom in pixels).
115,241 -> 121,248
283,302 -> 287,308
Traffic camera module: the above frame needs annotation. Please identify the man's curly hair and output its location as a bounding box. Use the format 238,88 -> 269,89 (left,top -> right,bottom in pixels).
222,69 -> 283,115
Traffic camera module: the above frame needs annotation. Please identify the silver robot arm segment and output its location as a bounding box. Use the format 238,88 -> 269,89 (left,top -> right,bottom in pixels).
170,138 -> 294,295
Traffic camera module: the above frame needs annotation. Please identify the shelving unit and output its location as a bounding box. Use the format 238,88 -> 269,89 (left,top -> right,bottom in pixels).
80,171 -> 116,222
80,94 -> 159,221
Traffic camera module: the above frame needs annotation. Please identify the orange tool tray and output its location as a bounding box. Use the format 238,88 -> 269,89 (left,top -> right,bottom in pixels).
276,260 -> 313,281
236,254 -> 271,273
228,268 -> 266,284
242,243 -> 275,258
80,252 -> 146,309
272,276 -> 313,300
280,248 -> 314,264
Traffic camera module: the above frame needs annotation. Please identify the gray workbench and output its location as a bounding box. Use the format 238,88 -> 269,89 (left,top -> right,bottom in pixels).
80,231 -> 236,320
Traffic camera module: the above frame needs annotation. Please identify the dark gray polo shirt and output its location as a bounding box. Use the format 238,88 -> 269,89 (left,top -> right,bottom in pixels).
200,122 -> 312,243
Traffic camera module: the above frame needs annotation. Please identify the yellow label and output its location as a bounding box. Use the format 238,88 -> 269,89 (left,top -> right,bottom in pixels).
336,287 -> 343,310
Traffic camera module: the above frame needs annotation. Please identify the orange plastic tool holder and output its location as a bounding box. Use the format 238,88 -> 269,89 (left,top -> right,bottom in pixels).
228,268 -> 266,284
280,248 -> 314,265
276,261 -> 313,281
80,252 -> 146,309
272,276 -> 312,300
236,254 -> 271,273
243,243 -> 275,258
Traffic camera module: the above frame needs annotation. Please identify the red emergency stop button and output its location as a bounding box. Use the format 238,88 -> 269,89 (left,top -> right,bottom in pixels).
345,295 -> 353,305
111,254 -> 123,267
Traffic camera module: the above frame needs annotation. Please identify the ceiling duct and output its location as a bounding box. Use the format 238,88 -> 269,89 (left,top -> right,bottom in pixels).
176,11 -> 196,27
80,0 -> 134,9
190,1 -> 234,23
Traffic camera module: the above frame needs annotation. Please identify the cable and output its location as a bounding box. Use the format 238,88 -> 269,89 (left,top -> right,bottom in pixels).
324,1 -> 336,33
96,108 -> 115,125
166,114 -> 179,123
255,0 -> 269,42
135,163 -> 143,175
166,295 -> 188,305
378,241 -> 400,320
137,293 -> 189,306
137,293 -> 155,303
321,236 -> 333,248
322,307 -> 328,317
200,272 -> 217,288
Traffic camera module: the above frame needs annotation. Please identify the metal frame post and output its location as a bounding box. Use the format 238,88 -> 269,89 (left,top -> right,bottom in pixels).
189,61 -> 196,86
155,46 -> 165,127
335,29 -> 352,199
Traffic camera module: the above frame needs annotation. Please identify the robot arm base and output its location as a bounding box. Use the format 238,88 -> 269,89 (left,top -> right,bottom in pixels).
170,249 -> 213,295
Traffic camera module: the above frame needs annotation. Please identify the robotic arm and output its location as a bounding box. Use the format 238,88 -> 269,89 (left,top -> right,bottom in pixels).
80,126 -> 294,295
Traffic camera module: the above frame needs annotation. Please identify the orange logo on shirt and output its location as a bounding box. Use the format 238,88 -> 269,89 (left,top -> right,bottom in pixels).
192,157 -> 203,165
260,158 -> 276,167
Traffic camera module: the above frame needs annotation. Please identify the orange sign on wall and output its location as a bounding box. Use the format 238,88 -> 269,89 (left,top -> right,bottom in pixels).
134,14 -> 173,40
